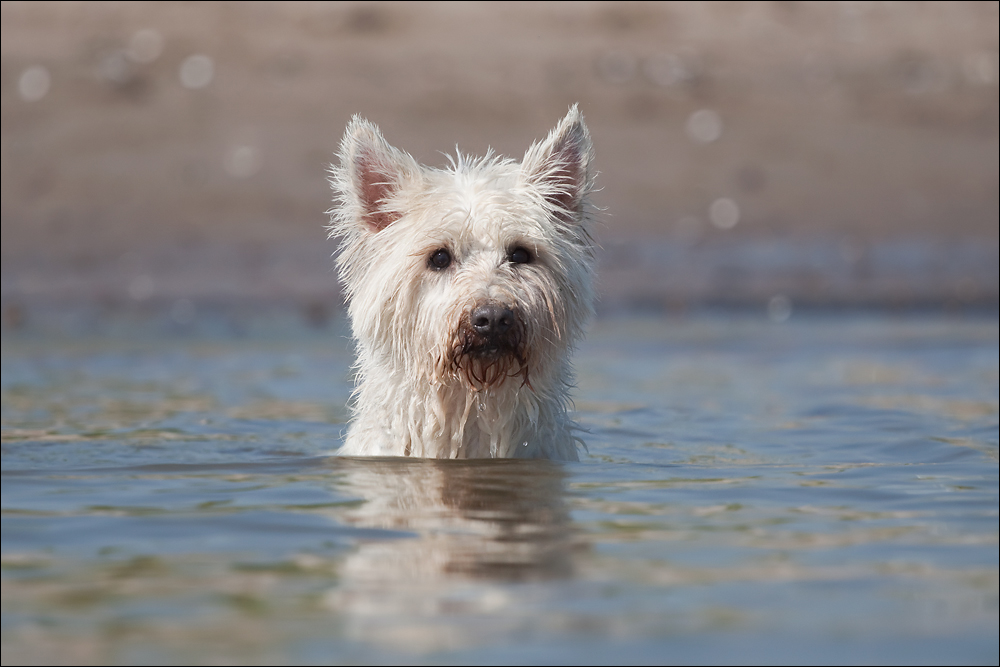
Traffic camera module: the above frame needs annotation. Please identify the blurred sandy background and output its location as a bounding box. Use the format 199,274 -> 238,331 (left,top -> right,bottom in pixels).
2,1 -> 997,330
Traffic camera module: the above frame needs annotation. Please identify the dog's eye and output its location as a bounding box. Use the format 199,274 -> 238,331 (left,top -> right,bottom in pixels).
508,247 -> 532,265
428,248 -> 452,270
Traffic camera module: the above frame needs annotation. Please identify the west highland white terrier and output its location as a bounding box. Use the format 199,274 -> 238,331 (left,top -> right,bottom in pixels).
328,106 -> 596,460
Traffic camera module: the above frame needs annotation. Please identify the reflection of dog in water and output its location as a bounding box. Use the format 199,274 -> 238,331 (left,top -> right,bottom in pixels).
328,106 -> 597,459
323,459 -> 575,646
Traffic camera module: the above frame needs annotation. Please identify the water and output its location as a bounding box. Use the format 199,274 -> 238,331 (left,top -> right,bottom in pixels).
2,314 -> 997,664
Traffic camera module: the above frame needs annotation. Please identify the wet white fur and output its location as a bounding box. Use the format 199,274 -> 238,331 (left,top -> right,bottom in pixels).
328,106 -> 596,460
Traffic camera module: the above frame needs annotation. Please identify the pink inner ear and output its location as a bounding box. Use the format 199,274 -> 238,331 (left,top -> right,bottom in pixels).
355,149 -> 400,232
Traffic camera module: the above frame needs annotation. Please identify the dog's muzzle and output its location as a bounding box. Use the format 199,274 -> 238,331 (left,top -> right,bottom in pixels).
451,300 -> 528,388
469,302 -> 517,356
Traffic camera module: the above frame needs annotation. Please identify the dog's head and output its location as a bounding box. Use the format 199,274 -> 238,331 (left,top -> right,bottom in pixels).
329,106 -> 596,392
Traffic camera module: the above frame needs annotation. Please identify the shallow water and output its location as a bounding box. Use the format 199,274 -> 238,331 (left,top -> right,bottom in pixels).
2,314 -> 997,665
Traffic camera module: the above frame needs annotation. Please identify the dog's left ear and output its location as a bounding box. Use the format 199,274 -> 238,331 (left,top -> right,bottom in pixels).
522,104 -> 594,222
333,116 -> 420,234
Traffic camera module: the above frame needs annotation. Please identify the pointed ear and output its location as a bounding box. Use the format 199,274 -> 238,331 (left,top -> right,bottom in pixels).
522,104 -> 594,221
332,116 -> 418,233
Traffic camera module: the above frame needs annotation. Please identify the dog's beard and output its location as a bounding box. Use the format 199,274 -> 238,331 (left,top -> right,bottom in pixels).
449,314 -> 530,390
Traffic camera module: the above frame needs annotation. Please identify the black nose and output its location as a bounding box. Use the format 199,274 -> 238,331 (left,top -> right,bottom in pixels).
471,303 -> 515,338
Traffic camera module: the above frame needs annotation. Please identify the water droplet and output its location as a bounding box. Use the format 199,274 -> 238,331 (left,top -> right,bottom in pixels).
18,66 -> 50,102
644,53 -> 688,87
709,198 -> 740,229
686,109 -> 722,143
179,54 -> 214,89
768,294 -> 792,323
128,29 -> 164,64
522,441 -> 529,448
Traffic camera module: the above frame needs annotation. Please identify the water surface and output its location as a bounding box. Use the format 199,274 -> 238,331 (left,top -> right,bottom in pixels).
2,314 -> 997,664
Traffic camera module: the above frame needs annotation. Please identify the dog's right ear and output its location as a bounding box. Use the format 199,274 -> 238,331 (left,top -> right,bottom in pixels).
332,117 -> 418,233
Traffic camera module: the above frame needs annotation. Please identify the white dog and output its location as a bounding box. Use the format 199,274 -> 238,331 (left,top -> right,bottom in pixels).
328,106 -> 596,460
